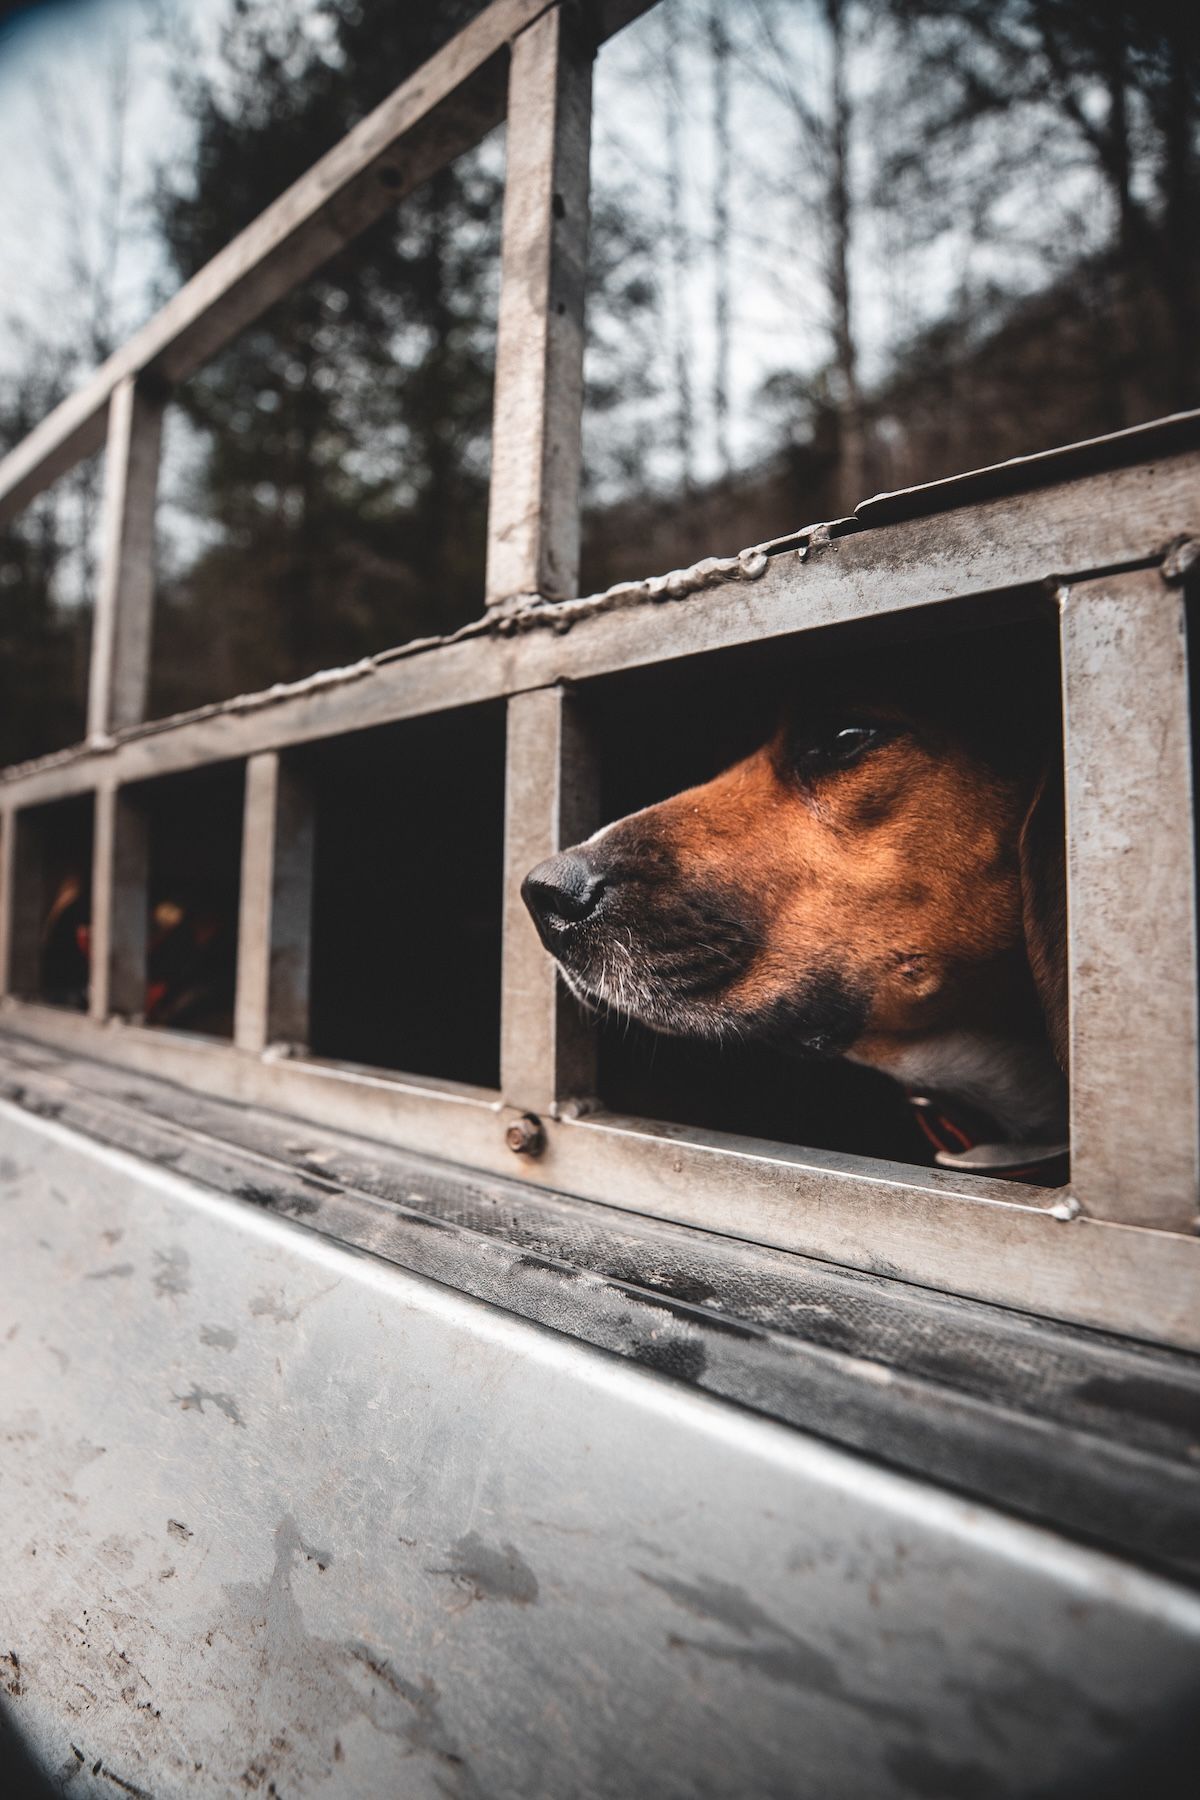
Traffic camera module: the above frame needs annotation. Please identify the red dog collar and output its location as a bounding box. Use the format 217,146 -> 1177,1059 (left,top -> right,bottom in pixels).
907,1091 -> 1070,1186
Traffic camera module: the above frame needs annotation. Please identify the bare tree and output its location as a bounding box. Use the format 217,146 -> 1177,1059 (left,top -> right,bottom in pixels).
750,0 -> 869,510
823,0 -> 865,506
883,0 -> 1200,414
662,8 -> 696,499
709,4 -> 733,479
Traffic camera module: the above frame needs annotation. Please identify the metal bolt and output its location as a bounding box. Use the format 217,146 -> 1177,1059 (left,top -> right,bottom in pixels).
505,1114 -> 545,1158
1162,533 -> 1200,585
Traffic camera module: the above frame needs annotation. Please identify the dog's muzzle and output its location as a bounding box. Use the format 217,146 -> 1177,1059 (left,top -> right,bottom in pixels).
521,839 -> 869,1055
521,841 -> 761,1036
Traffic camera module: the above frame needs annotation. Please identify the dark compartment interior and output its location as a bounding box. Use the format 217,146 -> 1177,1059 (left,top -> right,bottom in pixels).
12,793 -> 94,1011
139,762 -> 245,1039
304,701 -> 505,1088
576,597 -> 1065,1175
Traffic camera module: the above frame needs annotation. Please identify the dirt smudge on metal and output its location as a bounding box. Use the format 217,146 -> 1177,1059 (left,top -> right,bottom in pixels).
248,1281 -> 337,1326
639,1569 -> 919,1729
201,1516 -> 482,1795
172,1386 -> 246,1429
199,1323 -> 238,1351
434,1533 -> 540,1606
152,1247 -> 191,1299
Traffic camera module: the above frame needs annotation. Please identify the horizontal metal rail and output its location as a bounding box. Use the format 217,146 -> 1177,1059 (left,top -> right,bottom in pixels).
4,445 -> 1198,806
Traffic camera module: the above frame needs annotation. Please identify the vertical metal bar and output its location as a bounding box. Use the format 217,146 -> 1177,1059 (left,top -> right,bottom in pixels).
90,783 -> 148,1022
485,3 -> 592,606
88,375 -> 164,738
1061,568 -> 1199,1231
501,685 -> 598,1114
0,810 -> 13,1000
1,809 -> 42,999
234,752 -> 314,1054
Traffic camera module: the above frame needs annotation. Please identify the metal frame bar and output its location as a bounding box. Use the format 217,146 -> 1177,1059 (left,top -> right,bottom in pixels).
0,0 -> 1198,1352
90,781 -> 147,1021
1,808 -> 44,998
88,376 -> 165,739
501,686 -> 598,1113
234,752 -> 314,1054
0,810 -> 13,1000
486,3 -> 592,605
7,448 -> 1199,808
1061,568 -> 1200,1232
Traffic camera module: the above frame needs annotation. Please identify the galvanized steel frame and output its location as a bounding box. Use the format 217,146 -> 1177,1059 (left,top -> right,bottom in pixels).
0,0 -> 1198,1351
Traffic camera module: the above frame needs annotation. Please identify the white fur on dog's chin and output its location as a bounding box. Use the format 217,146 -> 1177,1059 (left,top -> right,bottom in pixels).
850,1028 -> 1067,1140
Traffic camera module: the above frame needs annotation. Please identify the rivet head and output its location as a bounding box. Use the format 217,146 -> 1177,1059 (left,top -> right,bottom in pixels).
505,1114 -> 545,1157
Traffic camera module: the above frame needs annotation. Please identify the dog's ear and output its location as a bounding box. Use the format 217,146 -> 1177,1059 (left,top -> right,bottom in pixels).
1018,759 -> 1068,1069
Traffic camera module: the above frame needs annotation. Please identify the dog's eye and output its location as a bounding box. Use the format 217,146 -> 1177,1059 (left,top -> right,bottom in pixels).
786,720 -> 894,777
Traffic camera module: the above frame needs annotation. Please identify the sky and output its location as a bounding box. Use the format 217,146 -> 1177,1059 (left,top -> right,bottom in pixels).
0,0 -> 228,380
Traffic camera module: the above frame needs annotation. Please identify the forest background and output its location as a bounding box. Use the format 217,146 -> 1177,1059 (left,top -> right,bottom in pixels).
0,0 -> 1196,766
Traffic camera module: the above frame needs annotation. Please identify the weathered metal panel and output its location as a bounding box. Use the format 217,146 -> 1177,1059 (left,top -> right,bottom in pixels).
1061,570 -> 1200,1231
854,406 -> 1200,525
1,1101 -> 1199,1798
4,1005 -> 1200,1352
2,1037 -> 1198,1581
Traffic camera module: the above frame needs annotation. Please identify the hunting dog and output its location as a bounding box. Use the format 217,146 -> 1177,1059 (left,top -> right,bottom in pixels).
522,627 -> 1069,1177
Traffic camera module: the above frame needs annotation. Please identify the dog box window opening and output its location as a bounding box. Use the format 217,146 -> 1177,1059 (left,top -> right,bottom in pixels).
136,764 -> 247,1041
304,703 -> 506,1089
0,453 -> 105,771
147,125 -> 506,726
527,603 -> 1070,1185
7,795 -> 95,1013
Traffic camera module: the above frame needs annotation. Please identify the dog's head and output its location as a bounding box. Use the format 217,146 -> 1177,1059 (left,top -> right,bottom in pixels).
522,633 -> 1066,1070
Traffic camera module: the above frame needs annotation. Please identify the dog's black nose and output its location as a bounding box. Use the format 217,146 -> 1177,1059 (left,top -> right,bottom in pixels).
522,853 -> 605,930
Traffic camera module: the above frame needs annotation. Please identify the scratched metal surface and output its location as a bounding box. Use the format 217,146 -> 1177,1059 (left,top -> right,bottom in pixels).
2,1032 -> 1199,1587
2,1103 -> 1200,1800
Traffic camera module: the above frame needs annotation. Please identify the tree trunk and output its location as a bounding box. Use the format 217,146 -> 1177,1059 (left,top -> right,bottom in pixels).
1159,24 -> 1198,403
825,0 -> 865,511
709,5 -> 732,481
663,17 -> 695,501
422,167 -> 457,596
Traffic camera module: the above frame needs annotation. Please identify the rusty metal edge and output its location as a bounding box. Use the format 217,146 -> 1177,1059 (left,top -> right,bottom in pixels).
855,409 -> 1200,528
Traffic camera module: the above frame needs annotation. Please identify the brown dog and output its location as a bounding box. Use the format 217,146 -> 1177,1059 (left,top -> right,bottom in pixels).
522,627 -> 1068,1174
